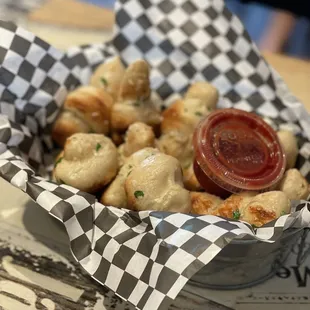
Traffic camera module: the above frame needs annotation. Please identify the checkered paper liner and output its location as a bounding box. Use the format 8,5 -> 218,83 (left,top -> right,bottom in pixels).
1,0 -> 310,309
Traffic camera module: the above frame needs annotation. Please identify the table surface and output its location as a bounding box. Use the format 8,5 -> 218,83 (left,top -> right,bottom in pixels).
1,1 -> 310,310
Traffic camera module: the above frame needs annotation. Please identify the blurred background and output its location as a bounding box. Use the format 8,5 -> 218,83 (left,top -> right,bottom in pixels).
226,0 -> 310,59
0,0 -> 309,59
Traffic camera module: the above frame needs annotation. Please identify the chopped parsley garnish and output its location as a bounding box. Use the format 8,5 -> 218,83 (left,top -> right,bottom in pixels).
96,143 -> 102,152
127,165 -> 133,177
195,111 -> 203,117
252,224 -> 258,229
134,190 -> 144,199
184,162 -> 192,169
232,209 -> 241,220
281,210 -> 286,216
133,96 -> 144,107
133,101 -> 141,107
55,157 -> 63,167
100,77 -> 108,86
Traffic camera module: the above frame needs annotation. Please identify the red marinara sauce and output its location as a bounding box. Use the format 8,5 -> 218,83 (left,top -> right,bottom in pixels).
193,108 -> 286,198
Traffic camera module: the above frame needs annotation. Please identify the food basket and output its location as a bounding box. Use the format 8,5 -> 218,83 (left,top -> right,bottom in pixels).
1,1 -> 310,309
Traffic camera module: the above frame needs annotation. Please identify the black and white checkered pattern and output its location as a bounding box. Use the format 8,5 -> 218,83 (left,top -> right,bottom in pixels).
1,0 -> 310,309
0,19 -> 81,165
111,0 -> 283,114
0,21 -> 81,131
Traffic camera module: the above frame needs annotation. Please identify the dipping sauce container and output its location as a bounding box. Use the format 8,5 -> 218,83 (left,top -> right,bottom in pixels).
193,108 -> 286,198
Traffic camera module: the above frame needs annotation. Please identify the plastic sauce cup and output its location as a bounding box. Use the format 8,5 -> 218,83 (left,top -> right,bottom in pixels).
193,108 -> 286,198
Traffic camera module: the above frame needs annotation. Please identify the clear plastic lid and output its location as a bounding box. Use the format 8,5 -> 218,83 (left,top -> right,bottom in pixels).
193,108 -> 286,193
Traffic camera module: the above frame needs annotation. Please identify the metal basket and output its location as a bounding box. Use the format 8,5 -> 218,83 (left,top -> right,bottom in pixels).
189,228 -> 310,290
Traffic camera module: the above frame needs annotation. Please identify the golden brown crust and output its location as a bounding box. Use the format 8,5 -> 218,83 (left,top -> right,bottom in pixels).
52,86 -> 114,147
183,164 -> 203,191
65,86 -> 113,133
110,104 -> 141,132
240,191 -> 290,227
90,56 -> 125,101
160,82 -> 219,136
52,111 -> 90,147
212,192 -> 257,219
243,205 -> 276,227
118,60 -> 151,101
213,195 -> 242,219
110,60 -> 161,133
122,122 -> 156,157
190,192 -> 223,215
161,97 -> 213,135
191,190 -> 287,227
185,81 -> 219,109
110,101 -> 161,133
160,100 -> 184,134
100,182 -> 128,209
